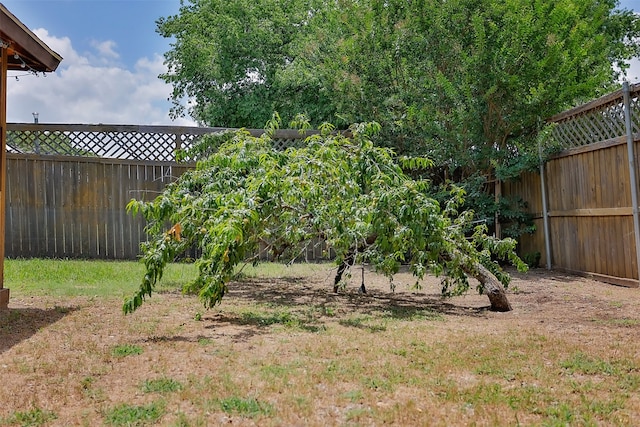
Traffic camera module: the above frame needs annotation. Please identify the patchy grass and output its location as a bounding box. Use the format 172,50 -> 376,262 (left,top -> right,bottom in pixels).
103,401 -> 165,426
141,377 -> 184,394
217,396 -> 273,418
111,344 -> 144,358
2,263 -> 640,425
560,351 -> 620,375
234,305 -> 326,332
0,407 -> 57,426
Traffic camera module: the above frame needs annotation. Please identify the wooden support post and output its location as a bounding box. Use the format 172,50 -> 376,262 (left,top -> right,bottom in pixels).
623,81 -> 640,284
174,133 -> 181,157
494,179 -> 502,239
0,45 -> 8,309
539,143 -> 552,270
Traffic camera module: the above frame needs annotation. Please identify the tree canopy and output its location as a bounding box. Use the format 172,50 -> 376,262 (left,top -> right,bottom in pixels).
124,119 -> 527,314
157,0 -> 640,178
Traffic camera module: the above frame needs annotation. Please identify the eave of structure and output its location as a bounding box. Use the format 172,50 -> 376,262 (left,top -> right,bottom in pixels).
0,2 -> 63,72
0,2 -> 62,309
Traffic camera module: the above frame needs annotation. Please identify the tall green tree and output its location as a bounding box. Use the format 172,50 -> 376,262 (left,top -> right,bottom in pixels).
158,0 -> 640,178
298,0 -> 640,177
125,119 -> 527,314
157,0 -> 332,127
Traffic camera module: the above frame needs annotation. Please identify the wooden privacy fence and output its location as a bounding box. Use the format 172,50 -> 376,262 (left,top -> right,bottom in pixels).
505,82 -> 640,287
4,124 -> 316,259
12,100 -> 640,279
5,154 -> 190,259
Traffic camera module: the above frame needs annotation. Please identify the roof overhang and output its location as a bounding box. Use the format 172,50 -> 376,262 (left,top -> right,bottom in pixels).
0,2 -> 62,72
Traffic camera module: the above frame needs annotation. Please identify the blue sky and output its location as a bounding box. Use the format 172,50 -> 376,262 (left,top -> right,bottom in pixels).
2,0 -> 640,125
3,0 -> 193,125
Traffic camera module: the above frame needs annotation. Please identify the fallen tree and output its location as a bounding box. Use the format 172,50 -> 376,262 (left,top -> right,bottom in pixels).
124,117 -> 526,314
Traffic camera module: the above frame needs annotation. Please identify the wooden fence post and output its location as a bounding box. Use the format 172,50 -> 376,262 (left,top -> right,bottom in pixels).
623,81 -> 640,283
0,45 -> 8,309
175,132 -> 181,153
494,179 -> 501,239
539,141 -> 552,270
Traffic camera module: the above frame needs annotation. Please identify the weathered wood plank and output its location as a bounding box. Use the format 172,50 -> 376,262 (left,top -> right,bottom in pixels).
548,207 -> 633,217
553,267 -> 639,288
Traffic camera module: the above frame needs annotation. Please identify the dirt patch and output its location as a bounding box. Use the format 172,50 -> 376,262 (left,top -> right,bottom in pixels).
1,266 -> 640,426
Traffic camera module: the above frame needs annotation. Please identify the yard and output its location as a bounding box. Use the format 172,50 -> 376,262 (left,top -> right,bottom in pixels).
1,260 -> 639,426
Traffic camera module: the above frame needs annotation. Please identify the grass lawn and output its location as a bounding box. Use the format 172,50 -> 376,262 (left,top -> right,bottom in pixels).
5,258 -> 197,298
4,258 -> 324,298
1,259 -> 640,426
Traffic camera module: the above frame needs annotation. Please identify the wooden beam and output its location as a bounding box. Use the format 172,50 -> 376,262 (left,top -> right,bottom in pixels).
548,207 -> 633,217
0,46 -> 8,309
554,267 -> 639,289
0,4 -> 62,72
549,136 -> 628,159
7,122 -> 328,140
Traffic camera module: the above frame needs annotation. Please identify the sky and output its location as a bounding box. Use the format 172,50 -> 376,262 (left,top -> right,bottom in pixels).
3,0 -> 195,125
1,0 -> 640,126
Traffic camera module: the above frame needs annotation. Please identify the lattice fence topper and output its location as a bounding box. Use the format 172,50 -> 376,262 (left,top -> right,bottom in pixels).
549,83 -> 640,149
5,124 -> 315,161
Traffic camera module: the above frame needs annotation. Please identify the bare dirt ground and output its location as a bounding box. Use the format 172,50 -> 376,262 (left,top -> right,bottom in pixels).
1,266 -> 640,426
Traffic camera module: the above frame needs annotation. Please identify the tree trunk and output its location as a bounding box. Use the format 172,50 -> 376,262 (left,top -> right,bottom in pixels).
333,252 -> 366,294
333,236 -> 376,293
461,262 -> 512,312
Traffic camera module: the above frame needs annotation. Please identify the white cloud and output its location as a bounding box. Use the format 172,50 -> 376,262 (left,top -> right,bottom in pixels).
90,39 -> 120,61
6,28 -> 196,126
625,57 -> 640,83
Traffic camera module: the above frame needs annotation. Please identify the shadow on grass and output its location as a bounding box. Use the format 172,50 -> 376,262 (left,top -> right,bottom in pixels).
509,267 -> 582,284
0,306 -> 78,354
175,277 -> 491,342
230,277 -> 489,318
